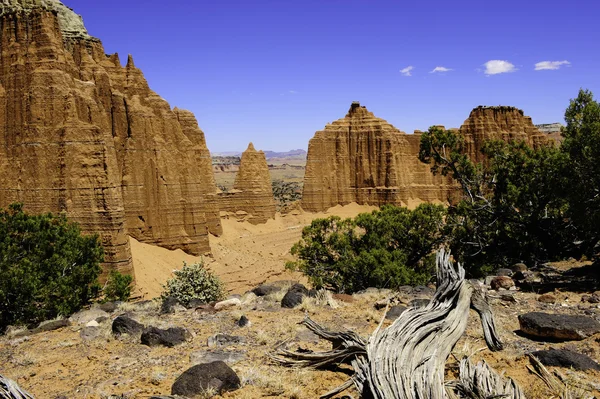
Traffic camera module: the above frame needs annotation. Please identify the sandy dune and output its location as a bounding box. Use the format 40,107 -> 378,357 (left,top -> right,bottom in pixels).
131,203 -> 378,299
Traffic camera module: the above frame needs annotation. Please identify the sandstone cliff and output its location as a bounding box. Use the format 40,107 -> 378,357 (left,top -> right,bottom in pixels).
301,103 -> 547,213
219,143 -> 276,224
301,103 -> 455,212
0,1 -> 221,277
460,106 -> 548,162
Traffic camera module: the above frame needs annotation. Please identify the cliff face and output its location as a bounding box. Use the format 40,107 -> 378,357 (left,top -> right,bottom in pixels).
301,103 -> 455,212
301,103 -> 547,213
460,106 -> 548,162
0,1 -> 221,277
218,143 -> 276,224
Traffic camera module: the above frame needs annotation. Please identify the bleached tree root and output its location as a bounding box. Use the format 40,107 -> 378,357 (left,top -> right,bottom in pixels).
0,375 -> 35,399
272,249 -> 521,399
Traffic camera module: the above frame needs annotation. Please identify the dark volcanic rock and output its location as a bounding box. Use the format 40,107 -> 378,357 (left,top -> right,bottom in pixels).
112,316 -> 145,336
490,276 -> 515,290
237,315 -> 250,327
511,263 -> 528,273
171,361 -> 240,397
519,312 -> 600,341
252,284 -> 280,297
385,306 -> 407,320
141,327 -> 190,347
37,319 -> 71,332
99,302 -> 121,313
496,268 -> 514,277
160,297 -> 183,314
530,349 -> 600,371
281,291 -> 304,308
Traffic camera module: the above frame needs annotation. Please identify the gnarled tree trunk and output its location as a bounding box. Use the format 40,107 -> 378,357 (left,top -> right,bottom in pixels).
272,249 -> 520,399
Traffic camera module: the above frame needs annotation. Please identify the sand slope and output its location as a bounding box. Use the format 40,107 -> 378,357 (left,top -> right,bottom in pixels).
131,203 -> 378,299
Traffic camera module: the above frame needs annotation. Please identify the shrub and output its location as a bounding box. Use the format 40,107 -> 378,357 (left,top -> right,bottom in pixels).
286,204 -> 446,293
0,203 -> 103,332
103,270 -> 133,302
161,260 -> 226,306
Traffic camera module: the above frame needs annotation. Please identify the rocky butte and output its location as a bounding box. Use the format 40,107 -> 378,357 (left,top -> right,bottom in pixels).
302,103 -> 548,212
0,0 -> 221,277
218,143 -> 277,224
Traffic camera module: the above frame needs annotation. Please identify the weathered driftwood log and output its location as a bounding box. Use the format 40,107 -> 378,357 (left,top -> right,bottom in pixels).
0,375 -> 34,399
272,249 -> 515,399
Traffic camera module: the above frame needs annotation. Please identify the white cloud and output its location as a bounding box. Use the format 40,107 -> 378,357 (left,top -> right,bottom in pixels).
534,60 -> 571,71
483,60 -> 517,75
430,66 -> 453,73
289,90 -> 298,94
400,66 -> 414,76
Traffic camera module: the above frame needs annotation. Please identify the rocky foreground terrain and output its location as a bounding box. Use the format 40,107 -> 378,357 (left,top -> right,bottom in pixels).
2,261 -> 600,399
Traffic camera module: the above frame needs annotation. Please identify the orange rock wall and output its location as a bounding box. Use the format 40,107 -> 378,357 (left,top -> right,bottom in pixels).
0,6 -> 221,277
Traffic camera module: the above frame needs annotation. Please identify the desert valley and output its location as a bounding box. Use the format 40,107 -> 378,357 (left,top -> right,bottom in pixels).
1,1 -> 600,399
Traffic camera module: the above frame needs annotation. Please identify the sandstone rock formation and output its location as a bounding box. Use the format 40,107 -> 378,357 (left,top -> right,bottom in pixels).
301,102 -> 455,212
0,1 -> 221,277
459,106 -> 549,163
302,103 -> 549,212
218,143 -> 276,224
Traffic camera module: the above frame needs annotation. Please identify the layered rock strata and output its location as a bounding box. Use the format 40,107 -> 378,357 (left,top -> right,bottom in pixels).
301,103 -> 455,212
460,106 -> 548,163
302,103 -> 547,212
218,143 -> 276,224
0,1 -> 221,277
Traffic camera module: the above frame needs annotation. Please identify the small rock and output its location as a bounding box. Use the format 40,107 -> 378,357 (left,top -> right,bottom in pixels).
36,319 -> 71,332
409,299 -> 430,308
171,361 -> 240,397
208,334 -> 244,348
190,350 -> 246,365
519,312 -> 600,341
95,316 -> 109,324
538,294 -> 557,304
385,306 -> 407,320
530,349 -> 600,371
236,315 -> 250,328
86,320 -> 100,328
161,297 -> 184,314
587,294 -> 600,304
511,263 -> 528,272
69,308 -> 109,325
490,276 -> 515,291
500,294 -> 517,303
99,302 -> 121,313
281,291 -> 304,309
412,285 -> 435,297
194,304 -> 217,315
112,316 -> 145,336
214,298 -> 241,311
496,268 -> 514,277
141,327 -> 190,347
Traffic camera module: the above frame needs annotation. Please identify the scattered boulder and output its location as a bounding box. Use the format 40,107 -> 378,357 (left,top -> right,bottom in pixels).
530,349 -> 600,371
490,276 -> 515,291
208,334 -> 244,348
190,350 -> 246,365
582,293 -> 600,304
236,315 -> 250,328
281,290 -> 304,308
409,299 -> 430,308
86,320 -> 100,328
69,308 -> 109,325
511,263 -> 528,273
374,299 -> 390,310
412,285 -> 435,297
171,361 -> 240,397
112,316 -> 145,336
141,327 -> 190,347
519,312 -> 600,341
214,298 -> 241,311
538,294 -> 557,304
385,306 -> 407,320
252,284 -> 280,297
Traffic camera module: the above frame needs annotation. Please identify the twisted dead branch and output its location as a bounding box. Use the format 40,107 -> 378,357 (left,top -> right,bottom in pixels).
272,249 -> 519,399
0,375 -> 34,399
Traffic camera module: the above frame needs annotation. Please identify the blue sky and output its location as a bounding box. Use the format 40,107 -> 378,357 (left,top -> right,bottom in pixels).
65,0 -> 599,152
